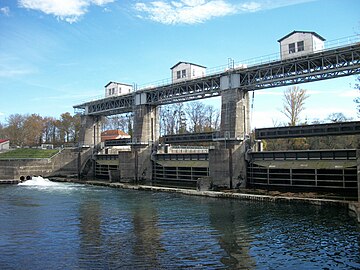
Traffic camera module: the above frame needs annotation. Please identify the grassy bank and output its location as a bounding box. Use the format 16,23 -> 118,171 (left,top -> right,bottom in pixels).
0,148 -> 59,159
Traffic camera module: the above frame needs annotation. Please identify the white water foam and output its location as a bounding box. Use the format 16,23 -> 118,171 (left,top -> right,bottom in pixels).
18,176 -> 59,186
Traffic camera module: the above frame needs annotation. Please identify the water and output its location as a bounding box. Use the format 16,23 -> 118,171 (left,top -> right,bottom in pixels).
0,178 -> 359,269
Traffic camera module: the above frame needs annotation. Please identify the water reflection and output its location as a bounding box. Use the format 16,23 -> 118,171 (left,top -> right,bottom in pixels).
0,185 -> 359,269
78,198 -> 104,269
209,200 -> 256,269
132,198 -> 163,268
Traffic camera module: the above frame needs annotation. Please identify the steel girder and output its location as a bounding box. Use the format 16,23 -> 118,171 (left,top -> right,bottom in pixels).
81,95 -> 134,116
255,121 -> 360,139
74,43 -> 360,116
237,44 -> 360,90
143,75 -> 221,105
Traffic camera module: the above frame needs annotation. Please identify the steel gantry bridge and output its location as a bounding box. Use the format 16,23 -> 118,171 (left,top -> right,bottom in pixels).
74,42 -> 360,116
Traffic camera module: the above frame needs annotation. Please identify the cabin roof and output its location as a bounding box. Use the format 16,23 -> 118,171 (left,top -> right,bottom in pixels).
277,31 -> 326,42
104,81 -> 132,88
170,61 -> 207,70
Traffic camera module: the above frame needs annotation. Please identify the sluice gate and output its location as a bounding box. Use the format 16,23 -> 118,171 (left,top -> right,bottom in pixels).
94,152 -> 210,188
152,153 -> 209,188
95,154 -> 118,179
247,149 -> 358,197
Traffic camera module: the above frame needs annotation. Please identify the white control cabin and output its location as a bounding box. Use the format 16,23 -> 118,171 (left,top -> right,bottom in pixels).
171,62 -> 206,83
278,31 -> 325,60
105,81 -> 133,98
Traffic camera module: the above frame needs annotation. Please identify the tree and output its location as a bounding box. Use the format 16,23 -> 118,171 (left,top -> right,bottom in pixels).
186,101 -> 206,133
326,112 -> 351,123
160,104 -> 184,135
23,114 -> 44,146
354,76 -> 360,116
43,117 -> 57,144
0,122 -> 5,139
203,105 -> 220,132
58,112 -> 73,143
5,114 -> 26,146
281,86 -> 309,126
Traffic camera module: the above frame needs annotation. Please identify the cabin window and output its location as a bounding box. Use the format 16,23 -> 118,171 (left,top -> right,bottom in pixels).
108,89 -> 111,95
289,43 -> 295,54
177,71 -> 181,79
182,69 -> 186,78
192,69 -> 195,76
297,41 -> 304,52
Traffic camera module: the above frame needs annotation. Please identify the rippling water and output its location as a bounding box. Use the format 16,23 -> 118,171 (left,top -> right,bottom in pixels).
0,182 -> 359,269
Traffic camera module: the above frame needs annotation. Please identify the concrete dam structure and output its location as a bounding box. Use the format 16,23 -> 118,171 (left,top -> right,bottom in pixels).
71,33 -> 360,198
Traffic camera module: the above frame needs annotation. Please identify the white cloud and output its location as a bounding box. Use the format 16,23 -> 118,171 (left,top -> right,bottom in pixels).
18,0 -> 115,23
135,0 -> 236,25
0,67 -> 35,77
0,6 -> 10,16
135,0 -> 315,24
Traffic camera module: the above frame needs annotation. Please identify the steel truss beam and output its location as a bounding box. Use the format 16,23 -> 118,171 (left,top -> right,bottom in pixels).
255,121 -> 360,139
85,95 -> 133,116
74,44 -> 360,116
144,75 -> 221,105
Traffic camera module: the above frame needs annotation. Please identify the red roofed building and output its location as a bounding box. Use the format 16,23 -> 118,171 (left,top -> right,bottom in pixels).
0,139 -> 10,151
101,130 -> 130,142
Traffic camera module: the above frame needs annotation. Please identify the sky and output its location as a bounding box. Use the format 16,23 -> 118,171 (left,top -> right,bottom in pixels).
0,0 -> 359,129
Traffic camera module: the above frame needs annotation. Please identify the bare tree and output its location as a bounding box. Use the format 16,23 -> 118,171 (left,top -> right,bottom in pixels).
326,112 -> 351,123
354,76 -> 360,116
186,101 -> 206,133
160,104 -> 184,135
43,117 -> 57,144
281,86 -> 309,126
23,114 -> 44,146
5,114 -> 26,146
203,105 -> 220,132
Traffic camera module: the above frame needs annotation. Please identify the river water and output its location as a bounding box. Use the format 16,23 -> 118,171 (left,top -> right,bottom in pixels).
0,178 -> 359,269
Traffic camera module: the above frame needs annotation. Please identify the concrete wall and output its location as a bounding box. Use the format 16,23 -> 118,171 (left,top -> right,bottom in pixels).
118,146 -> 153,183
0,148 -> 92,180
209,141 -> 248,189
133,105 -> 159,144
220,88 -> 250,139
78,115 -> 103,147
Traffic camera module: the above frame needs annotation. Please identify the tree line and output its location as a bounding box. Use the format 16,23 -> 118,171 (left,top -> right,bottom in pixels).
0,101 -> 220,148
0,113 -> 81,147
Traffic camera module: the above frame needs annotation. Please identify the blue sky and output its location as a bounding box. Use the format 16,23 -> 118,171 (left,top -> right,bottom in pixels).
0,0 -> 359,128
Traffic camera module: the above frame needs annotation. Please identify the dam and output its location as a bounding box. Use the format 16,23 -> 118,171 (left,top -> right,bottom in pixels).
70,32 -> 360,200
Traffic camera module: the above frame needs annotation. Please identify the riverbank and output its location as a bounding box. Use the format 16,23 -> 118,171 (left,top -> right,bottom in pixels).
48,177 -> 360,222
